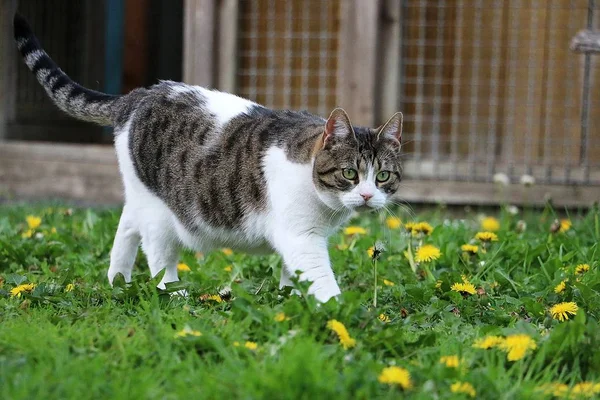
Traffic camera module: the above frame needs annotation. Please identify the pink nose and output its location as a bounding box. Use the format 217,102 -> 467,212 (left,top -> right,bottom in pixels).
361,193 -> 373,201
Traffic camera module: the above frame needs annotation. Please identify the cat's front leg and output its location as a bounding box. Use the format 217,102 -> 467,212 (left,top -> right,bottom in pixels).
273,232 -> 341,302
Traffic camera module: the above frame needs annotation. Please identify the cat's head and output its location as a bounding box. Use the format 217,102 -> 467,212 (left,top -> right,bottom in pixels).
312,108 -> 403,211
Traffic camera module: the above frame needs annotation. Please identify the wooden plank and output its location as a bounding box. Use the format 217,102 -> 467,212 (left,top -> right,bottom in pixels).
337,0 -> 378,126
183,0 -> 215,87
376,0 -> 402,123
1,141 -> 597,208
215,0 -> 238,93
0,0 -> 18,140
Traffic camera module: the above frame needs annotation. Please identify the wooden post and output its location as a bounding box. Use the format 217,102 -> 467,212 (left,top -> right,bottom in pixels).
183,0 -> 215,87
0,0 -> 17,140
337,0 -> 379,126
376,0 -> 402,123
215,0 -> 238,93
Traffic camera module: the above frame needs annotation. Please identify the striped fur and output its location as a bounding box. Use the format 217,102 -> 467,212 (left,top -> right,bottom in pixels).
14,14 -> 404,302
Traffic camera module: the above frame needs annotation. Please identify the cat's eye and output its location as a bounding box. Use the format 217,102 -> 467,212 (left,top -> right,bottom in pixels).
376,171 -> 391,183
342,168 -> 358,180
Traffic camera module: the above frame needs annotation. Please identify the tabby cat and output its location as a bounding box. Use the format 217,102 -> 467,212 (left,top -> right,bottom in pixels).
14,14 -> 403,302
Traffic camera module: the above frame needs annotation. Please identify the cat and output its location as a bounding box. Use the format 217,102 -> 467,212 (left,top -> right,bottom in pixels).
13,13 -> 403,302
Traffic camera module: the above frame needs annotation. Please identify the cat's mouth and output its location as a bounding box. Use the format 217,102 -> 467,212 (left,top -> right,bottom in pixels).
355,204 -> 378,212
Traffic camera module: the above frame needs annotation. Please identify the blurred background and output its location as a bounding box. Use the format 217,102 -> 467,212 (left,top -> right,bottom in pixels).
0,0 -> 599,207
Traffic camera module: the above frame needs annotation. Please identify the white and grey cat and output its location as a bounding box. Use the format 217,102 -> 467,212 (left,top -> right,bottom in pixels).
14,13 -> 404,302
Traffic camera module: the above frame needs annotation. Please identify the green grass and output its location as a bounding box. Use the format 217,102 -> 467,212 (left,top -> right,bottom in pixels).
1,204 -> 599,399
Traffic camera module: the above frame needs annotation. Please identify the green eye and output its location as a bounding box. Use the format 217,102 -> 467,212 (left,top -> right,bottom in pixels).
376,171 -> 391,182
342,168 -> 357,180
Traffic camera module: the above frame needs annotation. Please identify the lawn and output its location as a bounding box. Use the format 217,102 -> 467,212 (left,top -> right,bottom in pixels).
1,204 -> 599,399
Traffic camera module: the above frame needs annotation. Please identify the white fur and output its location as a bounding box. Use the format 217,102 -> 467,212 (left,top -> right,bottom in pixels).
107,89 -> 391,302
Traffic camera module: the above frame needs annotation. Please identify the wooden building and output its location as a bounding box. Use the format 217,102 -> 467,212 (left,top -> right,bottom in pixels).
0,0 -> 599,206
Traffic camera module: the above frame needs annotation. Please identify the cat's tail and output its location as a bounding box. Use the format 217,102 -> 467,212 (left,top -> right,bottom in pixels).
13,13 -> 119,126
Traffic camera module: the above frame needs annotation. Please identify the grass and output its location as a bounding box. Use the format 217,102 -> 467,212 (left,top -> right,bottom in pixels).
1,203 -> 599,399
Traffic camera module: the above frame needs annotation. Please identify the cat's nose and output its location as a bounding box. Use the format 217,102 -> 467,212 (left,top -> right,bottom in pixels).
360,193 -> 373,202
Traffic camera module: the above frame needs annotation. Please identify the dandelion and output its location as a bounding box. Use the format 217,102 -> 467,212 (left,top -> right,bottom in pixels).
572,382 -> 600,397
481,217 -> 500,232
21,229 -> 34,239
50,227 -> 57,234
10,283 -> 36,297
367,246 -> 374,258
451,282 -> 476,296
550,302 -> 578,322
174,326 -> 202,338
274,312 -> 289,322
536,383 -> 569,397
575,264 -> 590,274
386,216 -> 402,230
411,222 -> 434,236
383,279 -> 395,287
244,341 -> 258,351
377,366 -> 412,390
473,335 -> 505,349
439,355 -> 460,368
450,382 -> 476,398
559,219 -> 572,233
461,244 -> 479,255
435,280 -> 442,289
475,231 -> 498,242
224,265 -> 232,272
221,248 -> 233,256
507,205 -> 519,215
26,215 -> 42,230
520,174 -> 536,186
65,283 -> 75,292
378,314 -> 390,323
554,280 -> 566,294
177,263 -> 191,272
326,319 -> 356,349
499,334 -> 537,361
403,222 -> 416,233
493,173 -> 510,186
368,241 -> 385,261
415,245 -> 441,263
344,226 -> 367,235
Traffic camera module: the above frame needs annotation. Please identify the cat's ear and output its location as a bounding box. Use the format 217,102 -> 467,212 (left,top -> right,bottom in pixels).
376,112 -> 403,143
323,108 -> 355,145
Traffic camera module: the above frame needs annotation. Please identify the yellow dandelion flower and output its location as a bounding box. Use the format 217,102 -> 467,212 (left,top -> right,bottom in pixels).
174,326 -> 202,338
554,280 -> 566,294
233,341 -> 240,347
177,263 -> 191,272
326,319 -> 356,349
473,335 -> 505,349
383,279 -> 395,287
21,229 -> 34,239
244,341 -> 258,351
499,334 -> 536,361
224,265 -> 233,272
377,366 -> 412,390
274,312 -> 289,322
559,219 -> 572,233
367,246 -> 374,258
481,217 -> 500,232
461,244 -> 479,255
50,227 -> 57,234
10,283 -> 36,297
26,215 -> 42,230
208,294 -> 223,303
65,283 -> 75,292
415,245 -> 441,263
575,264 -> 590,274
475,231 -> 498,242
572,382 -> 600,397
451,282 -> 476,296
450,382 -> 476,398
439,355 -> 460,368
344,226 -> 367,235
550,302 -> 578,322
411,222 -> 434,236
435,280 -> 442,289
378,314 -> 390,323
221,248 -> 233,256
403,222 -> 416,233
386,217 -> 402,230
537,382 -> 569,397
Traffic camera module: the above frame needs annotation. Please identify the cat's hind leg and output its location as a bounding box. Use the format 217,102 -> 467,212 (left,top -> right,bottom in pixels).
107,205 -> 141,284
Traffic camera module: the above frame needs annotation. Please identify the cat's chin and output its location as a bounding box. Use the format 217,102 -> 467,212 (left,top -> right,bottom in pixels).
354,205 -> 379,213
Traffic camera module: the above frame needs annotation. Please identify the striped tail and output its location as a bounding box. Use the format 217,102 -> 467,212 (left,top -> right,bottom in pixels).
13,13 -> 119,126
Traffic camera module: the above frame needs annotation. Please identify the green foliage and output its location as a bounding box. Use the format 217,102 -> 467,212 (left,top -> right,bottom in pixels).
0,204 -> 599,399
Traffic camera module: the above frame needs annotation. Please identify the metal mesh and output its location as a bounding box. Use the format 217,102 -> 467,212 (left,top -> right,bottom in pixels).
237,0 -> 340,116
400,0 -> 600,185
